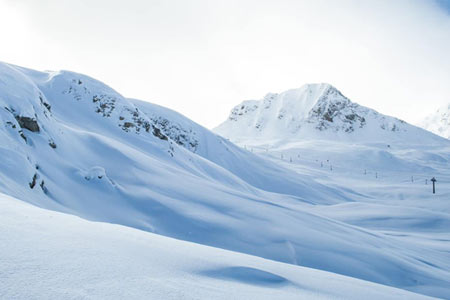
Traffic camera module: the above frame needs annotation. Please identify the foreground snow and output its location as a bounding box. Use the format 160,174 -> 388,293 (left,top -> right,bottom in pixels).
0,193 -> 434,300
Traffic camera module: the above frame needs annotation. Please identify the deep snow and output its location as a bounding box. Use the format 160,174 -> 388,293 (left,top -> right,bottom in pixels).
0,193 -> 434,300
1,63 -> 450,298
214,83 -> 450,298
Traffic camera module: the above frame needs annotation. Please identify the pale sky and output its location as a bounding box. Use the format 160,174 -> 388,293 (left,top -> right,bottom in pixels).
1,0 -> 449,128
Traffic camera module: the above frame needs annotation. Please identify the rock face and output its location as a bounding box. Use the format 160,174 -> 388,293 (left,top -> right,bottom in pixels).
15,116 -> 40,132
214,83 -> 432,143
419,104 -> 450,139
307,87 -> 367,132
129,99 -> 202,153
149,115 -> 198,150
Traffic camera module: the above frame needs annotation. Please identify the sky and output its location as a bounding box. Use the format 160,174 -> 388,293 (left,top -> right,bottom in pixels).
0,0 -> 449,129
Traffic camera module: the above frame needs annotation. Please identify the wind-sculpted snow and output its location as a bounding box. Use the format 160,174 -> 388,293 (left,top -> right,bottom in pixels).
0,193 -> 434,300
1,62 -> 450,298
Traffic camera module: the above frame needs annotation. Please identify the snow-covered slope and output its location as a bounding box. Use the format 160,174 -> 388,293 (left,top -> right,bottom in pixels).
215,83 -> 444,144
1,63 -> 450,298
419,104 -> 450,139
211,82 -> 450,298
129,98 -> 341,199
1,193 -> 434,300
0,62 -> 345,206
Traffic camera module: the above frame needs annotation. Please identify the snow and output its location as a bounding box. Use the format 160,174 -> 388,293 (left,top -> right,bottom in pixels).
419,103 -> 450,139
0,193 -> 434,300
1,62 -> 450,298
214,83 -> 445,144
213,84 -> 450,298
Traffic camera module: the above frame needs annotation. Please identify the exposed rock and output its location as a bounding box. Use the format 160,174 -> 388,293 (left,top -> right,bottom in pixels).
29,173 -> 37,189
43,102 -> 51,112
49,139 -> 57,149
19,130 -> 27,142
39,95 -> 51,112
5,121 -> 16,129
118,108 -> 155,137
229,103 -> 259,121
123,122 -> 135,128
149,116 -> 199,152
63,81 -> 90,101
40,180 -> 49,194
15,116 -> 40,132
93,94 -> 116,117
152,126 -> 168,140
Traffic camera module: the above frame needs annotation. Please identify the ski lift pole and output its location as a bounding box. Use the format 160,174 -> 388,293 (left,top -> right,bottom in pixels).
431,177 -> 437,194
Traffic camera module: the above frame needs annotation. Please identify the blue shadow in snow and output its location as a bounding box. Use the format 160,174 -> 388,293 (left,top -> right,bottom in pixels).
199,266 -> 289,286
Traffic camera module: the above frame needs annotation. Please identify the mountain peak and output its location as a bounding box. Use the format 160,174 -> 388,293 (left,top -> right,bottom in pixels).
297,82 -> 345,98
303,82 -> 339,91
214,84 -> 442,143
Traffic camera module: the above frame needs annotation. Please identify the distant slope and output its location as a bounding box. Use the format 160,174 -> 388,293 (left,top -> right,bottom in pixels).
0,193 -> 433,300
419,103 -> 450,139
214,83 -> 445,145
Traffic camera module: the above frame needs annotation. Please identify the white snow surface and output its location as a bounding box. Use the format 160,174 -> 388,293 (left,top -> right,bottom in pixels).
214,83 -> 444,144
1,63 -> 450,298
419,103 -> 450,139
213,83 -> 450,298
0,193 -> 434,300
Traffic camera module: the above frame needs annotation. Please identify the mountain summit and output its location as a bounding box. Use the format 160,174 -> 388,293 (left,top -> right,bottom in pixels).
214,83 -> 440,143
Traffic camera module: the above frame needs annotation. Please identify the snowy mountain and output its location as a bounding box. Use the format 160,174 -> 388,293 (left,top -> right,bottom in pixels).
0,62 -> 343,204
1,63 -> 450,299
215,83 -> 444,144
129,98 -> 334,197
419,103 -> 450,139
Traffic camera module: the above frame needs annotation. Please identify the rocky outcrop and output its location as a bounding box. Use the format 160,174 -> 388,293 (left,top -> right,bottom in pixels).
15,116 -> 40,132
308,95 -> 367,132
149,116 -> 198,151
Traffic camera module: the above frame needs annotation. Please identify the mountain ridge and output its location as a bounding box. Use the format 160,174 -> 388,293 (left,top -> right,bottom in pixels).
214,83 -> 446,144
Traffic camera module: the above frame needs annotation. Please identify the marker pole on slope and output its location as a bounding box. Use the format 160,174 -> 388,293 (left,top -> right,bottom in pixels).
431,177 -> 437,194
